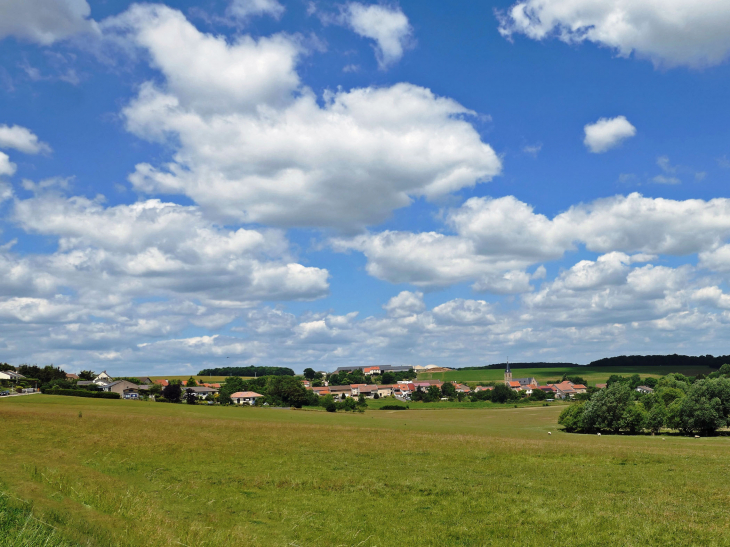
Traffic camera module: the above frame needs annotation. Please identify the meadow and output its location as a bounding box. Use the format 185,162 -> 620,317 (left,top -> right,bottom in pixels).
418,365 -> 716,385
148,375 -> 232,383
2,395 -> 730,546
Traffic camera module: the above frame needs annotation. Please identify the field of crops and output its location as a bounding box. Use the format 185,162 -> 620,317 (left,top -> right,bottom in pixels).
418,365 -> 716,385
2,395 -> 729,546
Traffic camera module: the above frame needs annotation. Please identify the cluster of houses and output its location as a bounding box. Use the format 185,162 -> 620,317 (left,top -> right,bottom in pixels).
503,363 -> 587,399
306,379 -> 450,399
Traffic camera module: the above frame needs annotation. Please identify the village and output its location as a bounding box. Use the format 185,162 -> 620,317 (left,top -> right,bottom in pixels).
2,363 -> 596,404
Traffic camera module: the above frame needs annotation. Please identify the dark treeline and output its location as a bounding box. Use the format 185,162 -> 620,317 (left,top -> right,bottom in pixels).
461,362 -> 579,370
589,354 -> 730,369
197,366 -> 295,377
460,354 -> 730,371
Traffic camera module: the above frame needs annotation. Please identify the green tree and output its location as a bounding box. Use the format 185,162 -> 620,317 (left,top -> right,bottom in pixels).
581,382 -> 633,433
491,384 -> 516,404
657,387 -> 685,407
666,378 -> 730,435
646,403 -> 666,434
441,382 -> 457,398
381,372 -> 396,384
303,368 -> 317,380
620,404 -> 647,434
357,393 -> 368,409
719,364 -> 730,376
162,383 -> 182,403
186,377 -> 198,387
558,403 -> 585,432
529,388 -> 547,401
185,388 -> 197,404
425,385 -> 442,402
267,376 -> 307,407
78,370 -> 96,381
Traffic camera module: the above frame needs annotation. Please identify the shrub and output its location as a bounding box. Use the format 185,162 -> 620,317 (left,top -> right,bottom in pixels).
380,405 -> 407,410
40,388 -> 120,399
558,404 -> 584,432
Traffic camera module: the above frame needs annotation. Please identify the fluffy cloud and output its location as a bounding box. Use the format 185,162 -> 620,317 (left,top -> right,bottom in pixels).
0,124 -> 51,154
107,5 -> 500,229
383,291 -> 426,318
335,193 -> 730,291
0,0 -> 97,45
11,192 -> 329,303
227,0 -> 285,21
583,116 -> 636,153
344,3 -> 413,69
497,0 -> 730,68
0,153 -> 16,177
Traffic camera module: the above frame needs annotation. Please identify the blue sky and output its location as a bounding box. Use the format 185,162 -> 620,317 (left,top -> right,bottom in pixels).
1,0 -> 730,375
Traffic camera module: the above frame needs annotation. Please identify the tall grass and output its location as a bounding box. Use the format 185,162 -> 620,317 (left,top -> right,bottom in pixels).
0,491 -> 71,547
1,395 -> 730,545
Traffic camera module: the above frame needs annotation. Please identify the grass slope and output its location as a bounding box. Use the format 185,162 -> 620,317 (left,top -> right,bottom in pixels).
419,365 -> 716,385
2,395 -> 730,546
0,492 -> 71,547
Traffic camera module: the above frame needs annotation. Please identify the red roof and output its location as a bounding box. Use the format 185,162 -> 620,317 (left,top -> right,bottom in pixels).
154,379 -> 169,386
572,384 -> 587,390
508,381 -> 521,387
230,391 -> 263,398
363,367 -> 380,373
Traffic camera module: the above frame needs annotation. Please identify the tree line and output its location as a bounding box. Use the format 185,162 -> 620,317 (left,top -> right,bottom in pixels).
197,366 -> 295,377
559,365 -> 730,435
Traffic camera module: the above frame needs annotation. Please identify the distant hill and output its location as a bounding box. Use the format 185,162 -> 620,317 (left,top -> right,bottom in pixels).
460,362 -> 578,370
459,354 -> 730,371
588,354 -> 730,369
197,366 -> 295,377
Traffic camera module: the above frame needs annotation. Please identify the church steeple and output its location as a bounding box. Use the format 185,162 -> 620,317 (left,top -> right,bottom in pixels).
504,360 -> 512,384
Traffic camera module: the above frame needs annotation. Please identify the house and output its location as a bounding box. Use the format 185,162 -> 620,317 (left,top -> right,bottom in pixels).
230,391 -> 263,405
186,386 -> 219,399
636,385 -> 654,394
102,380 -> 140,399
66,373 -> 79,380
539,385 -> 557,394
508,380 -> 522,391
136,377 -> 153,385
595,383 -> 607,389
94,371 -> 114,385
376,385 -> 394,397
514,377 -> 538,389
363,366 -> 380,376
475,386 -> 494,392
571,384 -> 588,394
154,379 -> 169,387
0,370 -> 25,381
311,386 -> 330,396
552,381 -> 578,399
329,385 -> 353,399
302,380 -> 311,388
453,383 -> 471,394
356,385 -> 379,398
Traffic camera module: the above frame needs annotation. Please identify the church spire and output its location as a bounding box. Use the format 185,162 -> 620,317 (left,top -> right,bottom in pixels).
504,359 -> 512,384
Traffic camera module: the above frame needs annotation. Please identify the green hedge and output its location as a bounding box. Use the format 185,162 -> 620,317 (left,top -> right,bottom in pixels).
41,388 -> 120,399
379,404 -> 408,410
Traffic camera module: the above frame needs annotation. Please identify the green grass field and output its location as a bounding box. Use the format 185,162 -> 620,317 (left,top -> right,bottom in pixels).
2,395 -> 730,546
147,375 -> 233,383
418,365 -> 716,385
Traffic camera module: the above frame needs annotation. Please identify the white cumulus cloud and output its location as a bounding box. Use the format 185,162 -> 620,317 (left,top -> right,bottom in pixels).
583,116 -> 636,153
497,0 -> 730,68
107,5 -> 500,230
0,124 -> 51,154
344,3 -> 413,69
0,0 -> 97,45
227,0 -> 285,21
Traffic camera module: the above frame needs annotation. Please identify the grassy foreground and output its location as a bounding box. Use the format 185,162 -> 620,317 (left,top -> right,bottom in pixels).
2,396 -> 730,546
419,365 -> 716,385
